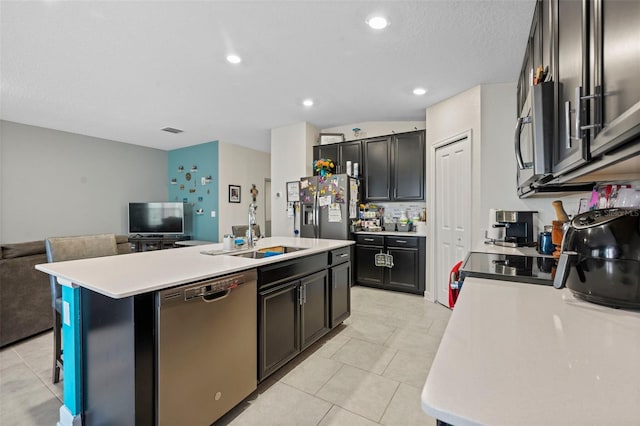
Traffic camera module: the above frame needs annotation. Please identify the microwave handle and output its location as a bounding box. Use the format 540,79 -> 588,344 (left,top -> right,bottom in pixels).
514,115 -> 532,170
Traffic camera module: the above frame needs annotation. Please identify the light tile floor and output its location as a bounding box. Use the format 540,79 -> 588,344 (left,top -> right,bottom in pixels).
0,286 -> 451,425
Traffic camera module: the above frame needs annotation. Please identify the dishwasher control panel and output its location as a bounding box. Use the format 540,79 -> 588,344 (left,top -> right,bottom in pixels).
158,270 -> 256,306
184,275 -> 245,300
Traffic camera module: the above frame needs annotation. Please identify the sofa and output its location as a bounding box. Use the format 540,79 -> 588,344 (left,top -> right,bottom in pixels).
0,235 -> 132,348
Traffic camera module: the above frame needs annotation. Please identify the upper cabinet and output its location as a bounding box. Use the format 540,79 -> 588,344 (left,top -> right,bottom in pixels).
312,141 -> 362,176
363,130 -> 425,202
589,0 -> 640,157
517,0 -> 640,185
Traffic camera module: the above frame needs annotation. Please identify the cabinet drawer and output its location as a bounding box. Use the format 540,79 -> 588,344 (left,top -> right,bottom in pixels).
356,235 -> 384,246
386,236 -> 418,248
329,247 -> 351,265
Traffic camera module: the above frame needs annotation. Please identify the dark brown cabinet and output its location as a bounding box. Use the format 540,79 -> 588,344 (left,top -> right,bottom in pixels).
517,0 -> 640,183
312,140 -> 362,175
257,253 -> 337,381
329,247 -> 351,327
362,130 -> 425,202
355,235 -> 425,295
258,282 -> 299,380
552,0 -> 592,175
300,271 -> 330,350
363,137 -> 392,200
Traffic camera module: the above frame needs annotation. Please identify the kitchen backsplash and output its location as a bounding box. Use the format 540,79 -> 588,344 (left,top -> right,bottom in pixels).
376,202 -> 427,221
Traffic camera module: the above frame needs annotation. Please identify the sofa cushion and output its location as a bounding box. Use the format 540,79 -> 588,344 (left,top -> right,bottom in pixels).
1,241 -> 46,260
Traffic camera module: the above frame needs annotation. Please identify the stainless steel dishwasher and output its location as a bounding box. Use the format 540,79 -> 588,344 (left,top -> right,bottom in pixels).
156,269 -> 257,425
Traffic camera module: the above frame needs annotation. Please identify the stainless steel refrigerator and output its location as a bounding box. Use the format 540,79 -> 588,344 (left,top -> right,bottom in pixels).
299,174 -> 359,239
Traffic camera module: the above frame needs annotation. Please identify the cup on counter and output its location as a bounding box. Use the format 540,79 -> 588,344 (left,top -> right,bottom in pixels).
537,231 -> 554,255
223,234 -> 234,251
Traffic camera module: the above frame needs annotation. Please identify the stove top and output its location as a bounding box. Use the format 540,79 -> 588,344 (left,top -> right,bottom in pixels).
460,252 -> 557,286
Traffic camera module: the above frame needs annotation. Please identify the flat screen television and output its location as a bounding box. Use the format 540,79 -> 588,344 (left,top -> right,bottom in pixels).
128,202 -> 185,236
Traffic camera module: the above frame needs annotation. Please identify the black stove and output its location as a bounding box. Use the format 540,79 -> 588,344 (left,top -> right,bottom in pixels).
460,252 -> 557,286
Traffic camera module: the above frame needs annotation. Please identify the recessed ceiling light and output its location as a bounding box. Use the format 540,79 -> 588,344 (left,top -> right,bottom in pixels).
413,87 -> 427,96
302,99 -> 314,107
226,54 -> 242,64
367,16 -> 389,30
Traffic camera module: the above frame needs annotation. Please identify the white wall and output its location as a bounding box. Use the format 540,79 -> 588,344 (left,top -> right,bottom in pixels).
424,83 -> 592,301
218,142 -> 271,241
321,121 -> 426,143
0,120 -> 168,243
479,84 -> 591,230
270,122 -> 318,236
425,86 -> 481,301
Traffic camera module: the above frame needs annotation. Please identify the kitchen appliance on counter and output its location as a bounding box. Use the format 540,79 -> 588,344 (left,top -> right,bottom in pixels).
553,208 -> 640,309
486,210 -> 538,247
156,270 -> 257,425
458,252 -> 556,287
299,174 -> 359,239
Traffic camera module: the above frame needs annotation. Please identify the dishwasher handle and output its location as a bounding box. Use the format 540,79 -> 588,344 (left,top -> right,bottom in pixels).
202,289 -> 232,302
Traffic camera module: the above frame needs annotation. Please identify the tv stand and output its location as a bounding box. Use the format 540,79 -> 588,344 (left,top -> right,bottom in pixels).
128,235 -> 191,252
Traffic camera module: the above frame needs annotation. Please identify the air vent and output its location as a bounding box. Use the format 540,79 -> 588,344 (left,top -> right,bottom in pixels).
161,127 -> 184,134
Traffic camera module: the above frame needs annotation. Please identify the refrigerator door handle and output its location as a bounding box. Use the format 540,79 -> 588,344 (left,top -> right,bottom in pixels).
313,191 -> 319,238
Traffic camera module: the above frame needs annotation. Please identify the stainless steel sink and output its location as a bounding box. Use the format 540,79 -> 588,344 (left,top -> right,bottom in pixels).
230,246 -> 307,259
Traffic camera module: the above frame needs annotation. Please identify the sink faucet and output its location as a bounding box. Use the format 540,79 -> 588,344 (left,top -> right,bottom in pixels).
247,202 -> 257,249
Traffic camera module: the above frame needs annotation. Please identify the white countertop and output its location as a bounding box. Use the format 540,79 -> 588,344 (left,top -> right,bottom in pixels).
36,237 -> 353,299
421,277 -> 640,426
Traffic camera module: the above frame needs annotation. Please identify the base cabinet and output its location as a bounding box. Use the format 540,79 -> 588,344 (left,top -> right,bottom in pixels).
330,261 -> 351,327
355,235 -> 425,295
259,282 -> 300,380
257,254 -> 335,381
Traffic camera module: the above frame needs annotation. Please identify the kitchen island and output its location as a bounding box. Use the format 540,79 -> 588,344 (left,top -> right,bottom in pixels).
421,276 -> 640,425
36,236 -> 354,426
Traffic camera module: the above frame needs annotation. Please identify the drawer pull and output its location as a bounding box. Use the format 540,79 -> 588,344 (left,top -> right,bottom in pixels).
363,238 -> 375,242
395,240 -> 407,244
338,253 -> 349,258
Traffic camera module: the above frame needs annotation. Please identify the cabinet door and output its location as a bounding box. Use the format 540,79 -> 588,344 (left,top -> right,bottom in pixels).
300,270 -> 329,349
330,261 -> 351,327
590,0 -> 640,156
339,141 -> 362,176
355,245 -> 384,287
259,282 -> 300,380
393,131 -> 425,200
553,0 -> 591,175
363,137 -> 391,201
313,144 -> 339,174
386,248 -> 420,294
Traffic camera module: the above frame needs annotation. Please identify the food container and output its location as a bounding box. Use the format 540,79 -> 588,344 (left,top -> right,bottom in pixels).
397,223 -> 412,232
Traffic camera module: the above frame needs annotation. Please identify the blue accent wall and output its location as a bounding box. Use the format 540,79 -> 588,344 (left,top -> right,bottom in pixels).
168,141 -> 219,242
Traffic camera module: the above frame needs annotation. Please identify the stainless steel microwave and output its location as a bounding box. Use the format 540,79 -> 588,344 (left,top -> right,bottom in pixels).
514,81 -> 555,197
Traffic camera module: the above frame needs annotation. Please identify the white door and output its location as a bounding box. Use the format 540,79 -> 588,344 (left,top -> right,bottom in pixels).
435,136 -> 471,305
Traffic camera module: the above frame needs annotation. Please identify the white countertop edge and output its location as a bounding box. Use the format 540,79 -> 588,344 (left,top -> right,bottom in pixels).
36,237 -> 354,299
353,230 -> 427,237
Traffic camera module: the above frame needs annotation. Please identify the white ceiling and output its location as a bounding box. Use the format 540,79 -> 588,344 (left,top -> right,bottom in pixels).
1,0 -> 536,153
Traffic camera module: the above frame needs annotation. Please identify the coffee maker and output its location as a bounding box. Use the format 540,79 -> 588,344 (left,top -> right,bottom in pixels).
487,210 -> 537,247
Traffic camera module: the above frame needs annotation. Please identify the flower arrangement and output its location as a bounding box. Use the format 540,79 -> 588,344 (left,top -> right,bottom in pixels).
314,158 -> 335,177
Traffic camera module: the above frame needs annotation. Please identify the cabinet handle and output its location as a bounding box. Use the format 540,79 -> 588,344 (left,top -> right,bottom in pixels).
574,86 -> 582,143
338,253 -> 349,258
298,287 -> 303,306
394,240 -> 407,244
363,238 -> 375,242
564,100 -> 573,149
303,284 -> 307,304
514,115 -> 532,170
